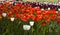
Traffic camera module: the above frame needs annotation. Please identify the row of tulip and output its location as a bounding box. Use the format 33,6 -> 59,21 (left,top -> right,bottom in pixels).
0,2 -> 60,35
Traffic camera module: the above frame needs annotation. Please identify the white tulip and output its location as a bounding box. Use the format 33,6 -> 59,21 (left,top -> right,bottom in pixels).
23,25 -> 31,30
53,3 -> 57,5
49,3 -> 52,5
32,2 -> 33,3
10,17 -> 14,21
53,3 -> 54,5
58,8 -> 60,11
36,2 -> 38,5
39,3 -> 40,5
29,21 -> 34,26
56,11 -> 58,13
56,3 -> 59,5
10,2 -> 14,4
2,13 -> 7,17
20,2 -> 22,4
58,2 -> 60,6
41,8 -> 44,10
48,8 -> 50,10
44,2 -> 48,4
1,1 -> 4,3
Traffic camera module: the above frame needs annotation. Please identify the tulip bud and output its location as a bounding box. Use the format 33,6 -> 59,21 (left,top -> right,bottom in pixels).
23,25 -> 31,30
2,13 -> 7,17
29,21 -> 34,26
10,17 -> 14,21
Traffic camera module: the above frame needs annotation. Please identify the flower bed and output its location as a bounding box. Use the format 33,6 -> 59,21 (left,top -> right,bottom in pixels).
0,2 -> 60,35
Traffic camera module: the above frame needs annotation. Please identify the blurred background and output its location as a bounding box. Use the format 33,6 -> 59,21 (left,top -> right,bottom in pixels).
0,0 -> 59,2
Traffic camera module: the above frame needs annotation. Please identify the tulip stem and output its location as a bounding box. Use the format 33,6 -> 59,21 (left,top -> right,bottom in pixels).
24,31 -> 28,35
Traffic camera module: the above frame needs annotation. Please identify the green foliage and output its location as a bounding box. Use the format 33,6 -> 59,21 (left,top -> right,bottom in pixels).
0,18 -> 60,35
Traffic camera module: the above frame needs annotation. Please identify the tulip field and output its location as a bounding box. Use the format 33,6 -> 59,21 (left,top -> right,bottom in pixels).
0,1 -> 60,35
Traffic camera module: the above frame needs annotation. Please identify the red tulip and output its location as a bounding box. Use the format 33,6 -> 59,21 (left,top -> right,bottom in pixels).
15,3 -> 22,7
34,6 -> 40,11
46,16 -> 51,22
21,14 -> 28,21
16,14 -> 21,18
44,10 -> 51,15
43,14 -> 49,19
57,13 -> 60,21
57,20 -> 60,24
52,10 -> 57,14
51,15 -> 56,20
36,11 -> 42,15
4,2 -> 10,6
35,15 -> 43,21
0,4 -> 3,8
42,21 -> 46,26
58,13 -> 60,17
29,11 -> 34,14
21,16 -> 27,21
30,15 -> 35,20
23,13 -> 30,19
7,11 -> 14,17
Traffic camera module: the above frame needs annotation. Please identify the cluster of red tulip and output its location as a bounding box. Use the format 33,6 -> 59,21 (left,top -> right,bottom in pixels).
0,2 -> 60,25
